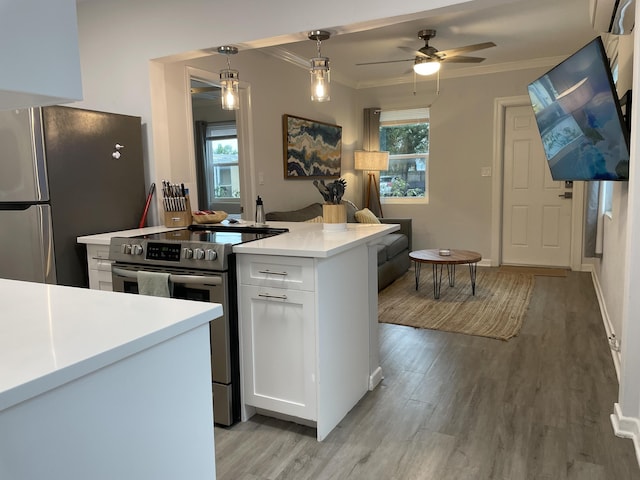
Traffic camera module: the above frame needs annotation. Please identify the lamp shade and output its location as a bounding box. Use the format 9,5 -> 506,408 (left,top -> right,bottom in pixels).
354,150 -> 389,171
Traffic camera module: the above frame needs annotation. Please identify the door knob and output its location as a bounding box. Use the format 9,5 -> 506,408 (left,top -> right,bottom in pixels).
558,192 -> 573,199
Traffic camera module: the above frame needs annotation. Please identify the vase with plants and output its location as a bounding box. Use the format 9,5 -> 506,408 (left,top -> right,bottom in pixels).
314,178 -> 347,229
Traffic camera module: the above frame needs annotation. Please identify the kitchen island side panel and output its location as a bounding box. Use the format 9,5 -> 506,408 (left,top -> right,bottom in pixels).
0,324 -> 216,480
316,243 -> 370,441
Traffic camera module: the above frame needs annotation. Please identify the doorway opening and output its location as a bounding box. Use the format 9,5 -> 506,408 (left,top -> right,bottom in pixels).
191,79 -> 242,217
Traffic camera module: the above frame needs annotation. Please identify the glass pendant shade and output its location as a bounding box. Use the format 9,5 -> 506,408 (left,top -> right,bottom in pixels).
413,58 -> 441,76
220,69 -> 239,110
310,57 -> 330,102
308,30 -> 331,103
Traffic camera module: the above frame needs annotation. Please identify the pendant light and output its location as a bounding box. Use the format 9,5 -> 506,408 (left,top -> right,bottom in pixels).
308,30 -> 331,102
218,46 -> 239,110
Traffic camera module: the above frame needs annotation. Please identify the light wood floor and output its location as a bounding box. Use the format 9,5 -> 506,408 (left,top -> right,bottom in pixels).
214,271 -> 640,479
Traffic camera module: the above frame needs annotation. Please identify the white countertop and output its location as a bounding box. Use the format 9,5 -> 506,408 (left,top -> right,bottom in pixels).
233,221 -> 399,257
76,221 -> 400,258
0,279 -> 222,411
77,225 -> 183,245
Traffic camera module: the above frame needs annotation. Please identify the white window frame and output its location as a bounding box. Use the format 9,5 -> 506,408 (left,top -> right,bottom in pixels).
379,108 -> 430,205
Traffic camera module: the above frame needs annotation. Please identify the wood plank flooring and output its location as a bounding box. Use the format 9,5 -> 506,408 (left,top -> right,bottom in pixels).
214,271 -> 640,479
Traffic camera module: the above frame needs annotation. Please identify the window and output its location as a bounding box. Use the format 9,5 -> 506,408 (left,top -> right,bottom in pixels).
203,122 -> 240,205
379,108 -> 429,203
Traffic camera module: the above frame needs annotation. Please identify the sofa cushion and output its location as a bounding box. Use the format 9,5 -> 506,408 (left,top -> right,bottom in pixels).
266,203 -> 323,222
266,202 -> 359,223
377,233 -> 409,260
355,208 -> 381,224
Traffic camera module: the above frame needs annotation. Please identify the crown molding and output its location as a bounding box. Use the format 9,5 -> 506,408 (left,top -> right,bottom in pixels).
260,45 -> 567,90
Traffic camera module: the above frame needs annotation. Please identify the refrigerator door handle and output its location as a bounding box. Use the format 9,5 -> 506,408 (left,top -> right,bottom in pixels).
38,205 -> 56,284
30,108 -> 49,202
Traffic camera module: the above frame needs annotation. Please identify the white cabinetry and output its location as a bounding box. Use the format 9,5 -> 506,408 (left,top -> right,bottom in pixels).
238,256 -> 317,421
238,285 -> 317,420
86,244 -> 114,291
237,246 -> 371,441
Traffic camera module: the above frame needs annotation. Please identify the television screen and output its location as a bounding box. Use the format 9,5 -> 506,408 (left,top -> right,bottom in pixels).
527,37 -> 630,181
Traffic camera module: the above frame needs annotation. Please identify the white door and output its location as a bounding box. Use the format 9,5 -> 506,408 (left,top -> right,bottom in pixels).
502,105 -> 572,267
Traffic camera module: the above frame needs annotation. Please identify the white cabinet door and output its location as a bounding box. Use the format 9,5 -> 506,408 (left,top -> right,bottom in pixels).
86,244 -> 113,291
239,285 -> 317,421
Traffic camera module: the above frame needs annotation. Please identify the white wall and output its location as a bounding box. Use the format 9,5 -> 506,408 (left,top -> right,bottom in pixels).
611,7 -> 640,458
357,67 -> 548,257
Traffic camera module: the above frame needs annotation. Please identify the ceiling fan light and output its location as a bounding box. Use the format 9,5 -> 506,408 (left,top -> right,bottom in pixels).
413,59 -> 441,76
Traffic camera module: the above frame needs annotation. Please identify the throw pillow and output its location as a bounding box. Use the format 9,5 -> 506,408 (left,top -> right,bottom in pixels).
355,208 -> 381,224
305,215 -> 324,223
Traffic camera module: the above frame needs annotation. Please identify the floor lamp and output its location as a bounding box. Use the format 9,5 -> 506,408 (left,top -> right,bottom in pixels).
354,150 -> 389,218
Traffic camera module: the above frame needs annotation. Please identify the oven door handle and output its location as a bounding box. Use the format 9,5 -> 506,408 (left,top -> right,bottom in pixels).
112,266 -> 222,286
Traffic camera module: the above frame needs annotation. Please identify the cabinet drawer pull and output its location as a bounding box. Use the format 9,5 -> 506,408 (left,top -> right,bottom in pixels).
258,293 -> 288,300
258,269 -> 288,276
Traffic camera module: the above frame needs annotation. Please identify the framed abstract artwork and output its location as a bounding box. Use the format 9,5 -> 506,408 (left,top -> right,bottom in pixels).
282,114 -> 342,179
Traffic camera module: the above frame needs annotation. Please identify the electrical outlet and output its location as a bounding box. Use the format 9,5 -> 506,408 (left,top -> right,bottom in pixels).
481,167 -> 492,177
608,334 -> 621,352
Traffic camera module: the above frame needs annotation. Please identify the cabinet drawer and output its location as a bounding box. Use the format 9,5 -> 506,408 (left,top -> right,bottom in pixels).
238,255 -> 314,291
87,244 -> 112,271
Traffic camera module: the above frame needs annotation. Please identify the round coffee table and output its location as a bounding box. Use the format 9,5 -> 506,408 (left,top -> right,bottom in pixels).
409,249 -> 482,299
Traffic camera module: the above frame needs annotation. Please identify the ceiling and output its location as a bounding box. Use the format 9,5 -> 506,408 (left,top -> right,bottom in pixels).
248,0 -> 607,90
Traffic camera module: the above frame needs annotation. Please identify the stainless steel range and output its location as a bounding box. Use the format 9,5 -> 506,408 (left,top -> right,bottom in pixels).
108,224 -> 288,426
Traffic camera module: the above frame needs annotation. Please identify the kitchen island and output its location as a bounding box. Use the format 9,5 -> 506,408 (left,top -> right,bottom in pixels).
233,221 -> 398,440
0,279 -> 222,479
76,220 -> 400,441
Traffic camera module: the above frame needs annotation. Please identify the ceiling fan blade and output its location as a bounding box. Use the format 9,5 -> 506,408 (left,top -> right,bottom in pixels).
356,58 -> 414,66
398,46 -> 426,57
440,56 -> 487,64
436,41 -> 496,59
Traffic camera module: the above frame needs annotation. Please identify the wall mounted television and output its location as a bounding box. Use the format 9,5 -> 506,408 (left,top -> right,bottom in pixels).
527,36 -> 630,181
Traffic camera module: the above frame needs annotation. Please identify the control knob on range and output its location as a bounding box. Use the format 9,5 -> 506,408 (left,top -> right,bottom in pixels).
131,244 -> 143,255
194,248 -> 205,260
120,244 -> 132,254
183,247 -> 194,259
205,249 -> 218,261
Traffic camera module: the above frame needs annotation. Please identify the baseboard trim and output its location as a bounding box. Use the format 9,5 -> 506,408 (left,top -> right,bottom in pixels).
586,264 -> 621,381
611,403 -> 640,467
369,366 -> 383,390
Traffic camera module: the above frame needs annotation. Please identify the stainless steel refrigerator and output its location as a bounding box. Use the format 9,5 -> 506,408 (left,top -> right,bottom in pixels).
0,106 -> 146,287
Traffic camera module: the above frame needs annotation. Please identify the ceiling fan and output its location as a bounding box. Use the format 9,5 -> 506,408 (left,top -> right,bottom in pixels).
356,29 -> 496,76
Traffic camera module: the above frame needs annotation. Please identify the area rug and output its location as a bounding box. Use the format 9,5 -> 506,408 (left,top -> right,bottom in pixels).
378,267 -> 535,341
498,265 -> 568,277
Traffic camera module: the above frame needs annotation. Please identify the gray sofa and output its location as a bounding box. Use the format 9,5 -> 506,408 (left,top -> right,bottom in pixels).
265,202 -> 412,291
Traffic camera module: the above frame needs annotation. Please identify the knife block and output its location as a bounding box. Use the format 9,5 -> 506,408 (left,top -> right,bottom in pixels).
163,196 -> 192,227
